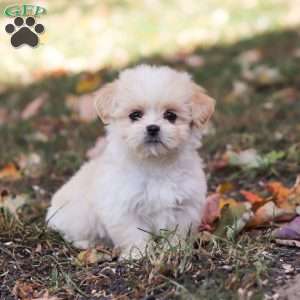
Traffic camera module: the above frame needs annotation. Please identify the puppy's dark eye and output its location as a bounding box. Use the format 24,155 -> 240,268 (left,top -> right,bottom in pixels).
129,110 -> 143,121
164,110 -> 177,123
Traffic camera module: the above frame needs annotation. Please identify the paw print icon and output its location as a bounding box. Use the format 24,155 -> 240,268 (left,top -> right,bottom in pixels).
5,16 -> 45,48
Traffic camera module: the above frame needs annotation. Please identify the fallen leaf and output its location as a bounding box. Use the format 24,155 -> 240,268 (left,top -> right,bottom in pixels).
0,163 -> 21,181
275,239 -> 300,248
241,190 -> 264,204
13,281 -> 40,300
243,65 -> 283,86
225,81 -> 251,103
76,247 -> 112,265
21,93 -> 47,120
18,152 -> 44,178
216,182 -> 235,194
0,191 -> 29,218
273,216 -> 300,240
267,176 -> 300,212
248,201 -> 295,227
200,193 -> 221,231
33,291 -> 60,300
227,149 -> 262,169
267,181 -> 291,207
226,149 -> 284,170
75,72 -> 102,94
214,200 -> 253,239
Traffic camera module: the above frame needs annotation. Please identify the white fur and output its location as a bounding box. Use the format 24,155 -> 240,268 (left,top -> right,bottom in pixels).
46,65 -> 213,258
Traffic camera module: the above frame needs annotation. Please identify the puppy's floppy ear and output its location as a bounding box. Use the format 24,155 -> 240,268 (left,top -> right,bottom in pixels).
191,83 -> 215,128
94,82 -> 117,124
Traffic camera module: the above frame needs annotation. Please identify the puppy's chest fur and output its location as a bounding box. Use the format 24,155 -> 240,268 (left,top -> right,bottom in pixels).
93,152 -> 206,218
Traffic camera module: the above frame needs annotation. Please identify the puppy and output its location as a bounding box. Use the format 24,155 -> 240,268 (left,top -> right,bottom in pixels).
46,65 -> 215,258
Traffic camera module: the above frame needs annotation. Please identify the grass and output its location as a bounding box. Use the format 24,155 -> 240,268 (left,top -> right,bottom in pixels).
1,25 -> 300,299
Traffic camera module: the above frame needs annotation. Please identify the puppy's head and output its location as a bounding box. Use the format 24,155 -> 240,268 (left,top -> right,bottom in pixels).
95,65 -> 215,158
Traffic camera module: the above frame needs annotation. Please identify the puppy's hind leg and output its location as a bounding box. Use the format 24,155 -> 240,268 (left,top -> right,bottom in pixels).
46,192 -> 99,249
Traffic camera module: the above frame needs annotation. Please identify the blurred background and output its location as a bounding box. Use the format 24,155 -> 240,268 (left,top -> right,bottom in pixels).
0,0 -> 300,84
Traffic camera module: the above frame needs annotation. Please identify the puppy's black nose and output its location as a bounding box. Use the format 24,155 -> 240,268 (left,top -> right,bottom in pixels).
147,124 -> 160,136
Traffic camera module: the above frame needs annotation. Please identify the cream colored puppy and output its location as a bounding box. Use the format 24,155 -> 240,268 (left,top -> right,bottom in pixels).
46,65 -> 215,258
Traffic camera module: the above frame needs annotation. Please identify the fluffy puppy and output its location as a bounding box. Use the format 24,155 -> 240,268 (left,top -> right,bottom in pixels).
46,65 -> 215,258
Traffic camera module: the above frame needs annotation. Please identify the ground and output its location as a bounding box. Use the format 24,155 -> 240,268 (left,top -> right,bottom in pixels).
1,27 -> 300,299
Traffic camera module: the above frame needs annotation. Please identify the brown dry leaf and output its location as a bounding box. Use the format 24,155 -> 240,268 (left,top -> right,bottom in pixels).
13,281 -> 41,300
21,93 -> 48,120
0,163 -> 22,181
76,247 -> 112,265
33,291 -> 61,300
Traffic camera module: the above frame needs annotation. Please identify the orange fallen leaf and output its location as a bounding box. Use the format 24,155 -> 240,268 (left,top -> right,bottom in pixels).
267,181 -> 290,206
0,163 -> 21,181
267,177 -> 300,212
241,190 -> 264,204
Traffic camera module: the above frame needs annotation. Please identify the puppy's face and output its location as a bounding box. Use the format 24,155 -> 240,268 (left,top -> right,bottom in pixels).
95,65 -> 215,158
